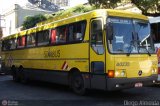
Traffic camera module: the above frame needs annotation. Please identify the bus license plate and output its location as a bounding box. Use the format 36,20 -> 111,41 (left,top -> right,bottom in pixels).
135,83 -> 143,87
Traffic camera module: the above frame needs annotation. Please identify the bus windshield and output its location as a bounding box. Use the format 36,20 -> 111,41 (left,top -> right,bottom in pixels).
107,17 -> 155,54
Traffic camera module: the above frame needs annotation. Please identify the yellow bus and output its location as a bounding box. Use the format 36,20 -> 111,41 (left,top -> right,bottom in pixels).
1,9 -> 158,95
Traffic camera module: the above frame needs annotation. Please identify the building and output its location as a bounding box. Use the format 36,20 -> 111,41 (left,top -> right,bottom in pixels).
0,0 -> 70,37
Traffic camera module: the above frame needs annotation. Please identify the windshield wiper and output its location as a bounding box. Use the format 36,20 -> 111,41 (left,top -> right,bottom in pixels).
126,41 -> 132,56
127,32 -> 135,56
145,48 -> 151,56
139,34 -> 151,56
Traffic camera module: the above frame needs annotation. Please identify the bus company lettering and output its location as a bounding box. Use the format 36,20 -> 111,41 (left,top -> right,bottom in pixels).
44,49 -> 60,58
116,62 -> 130,66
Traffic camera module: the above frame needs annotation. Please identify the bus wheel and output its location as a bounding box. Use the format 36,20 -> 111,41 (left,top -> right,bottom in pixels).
11,66 -> 19,82
19,67 -> 27,84
71,72 -> 86,95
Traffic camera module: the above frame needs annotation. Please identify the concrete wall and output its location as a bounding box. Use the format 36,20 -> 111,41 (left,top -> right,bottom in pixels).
2,4 -> 53,37
2,4 -> 17,36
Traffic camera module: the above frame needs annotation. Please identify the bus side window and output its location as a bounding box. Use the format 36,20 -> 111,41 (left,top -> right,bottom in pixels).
57,26 -> 67,43
17,36 -> 26,48
2,40 -> 11,50
91,19 -> 104,54
37,30 -> 49,46
68,25 -> 74,42
27,33 -> 36,47
51,29 -> 56,44
2,41 -> 5,51
10,38 -> 17,50
73,22 -> 85,41
68,21 -> 86,42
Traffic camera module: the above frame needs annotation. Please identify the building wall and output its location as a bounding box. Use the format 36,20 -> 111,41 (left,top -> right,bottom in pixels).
2,4 -> 53,37
17,5 -> 52,28
2,4 -> 17,36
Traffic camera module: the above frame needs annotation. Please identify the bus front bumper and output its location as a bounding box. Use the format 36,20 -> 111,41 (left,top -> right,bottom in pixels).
107,74 -> 157,91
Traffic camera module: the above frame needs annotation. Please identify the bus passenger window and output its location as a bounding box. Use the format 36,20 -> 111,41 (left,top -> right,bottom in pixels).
17,36 -> 26,48
27,33 -> 36,47
51,29 -> 56,44
10,39 -> 17,50
57,27 -> 67,43
68,21 -> 86,42
68,25 -> 74,42
37,30 -> 49,46
2,40 -> 12,50
74,33 -> 82,41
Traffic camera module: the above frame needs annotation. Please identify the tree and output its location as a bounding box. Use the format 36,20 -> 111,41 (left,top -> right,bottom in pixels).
88,0 -> 121,9
88,0 -> 160,16
22,14 -> 47,30
53,5 -> 95,17
22,5 -> 95,30
131,0 -> 160,16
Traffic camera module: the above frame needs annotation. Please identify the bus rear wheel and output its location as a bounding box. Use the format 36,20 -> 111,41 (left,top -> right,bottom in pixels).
19,67 -> 27,83
71,72 -> 86,95
12,66 -> 19,82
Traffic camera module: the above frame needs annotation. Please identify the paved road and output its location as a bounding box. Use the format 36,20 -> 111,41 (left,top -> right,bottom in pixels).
0,74 -> 160,106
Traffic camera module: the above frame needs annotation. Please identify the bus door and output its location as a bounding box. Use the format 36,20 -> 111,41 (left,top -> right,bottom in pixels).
90,18 -> 106,90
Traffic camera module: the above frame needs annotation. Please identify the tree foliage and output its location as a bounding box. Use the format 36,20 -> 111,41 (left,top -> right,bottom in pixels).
22,5 -> 95,30
22,14 -> 47,30
53,5 -> 95,17
88,0 -> 160,16
88,0 -> 121,9
131,0 -> 160,16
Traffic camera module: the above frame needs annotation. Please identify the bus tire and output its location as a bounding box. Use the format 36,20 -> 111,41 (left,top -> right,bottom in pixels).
71,72 -> 86,95
19,67 -> 27,84
11,66 -> 19,82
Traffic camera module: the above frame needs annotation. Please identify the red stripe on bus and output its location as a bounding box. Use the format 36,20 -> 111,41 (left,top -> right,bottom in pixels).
61,61 -> 66,69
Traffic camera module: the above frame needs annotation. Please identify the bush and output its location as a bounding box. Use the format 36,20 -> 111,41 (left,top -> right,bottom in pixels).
22,5 -> 95,30
22,14 -> 47,30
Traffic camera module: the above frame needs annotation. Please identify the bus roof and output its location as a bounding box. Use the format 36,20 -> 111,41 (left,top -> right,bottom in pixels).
37,9 -> 148,26
106,9 -> 148,20
2,33 -> 18,40
2,9 -> 148,40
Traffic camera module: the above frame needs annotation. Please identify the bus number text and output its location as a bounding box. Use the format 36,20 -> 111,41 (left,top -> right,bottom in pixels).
44,49 -> 60,58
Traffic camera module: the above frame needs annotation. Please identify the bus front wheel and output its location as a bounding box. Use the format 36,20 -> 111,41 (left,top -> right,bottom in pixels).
71,72 -> 86,95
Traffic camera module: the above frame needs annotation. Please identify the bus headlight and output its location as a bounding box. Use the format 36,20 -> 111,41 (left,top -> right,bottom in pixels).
115,71 -> 119,77
115,70 -> 126,77
121,70 -> 125,77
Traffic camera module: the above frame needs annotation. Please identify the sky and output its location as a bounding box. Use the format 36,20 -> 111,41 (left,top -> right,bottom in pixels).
0,0 -> 27,13
0,0 -> 88,13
